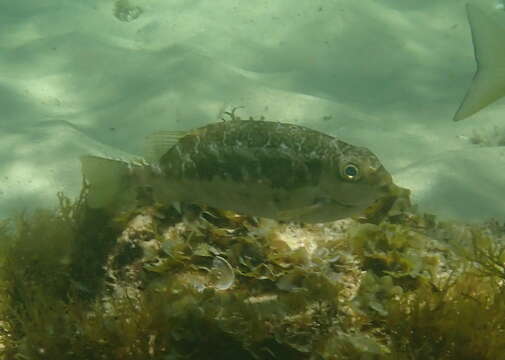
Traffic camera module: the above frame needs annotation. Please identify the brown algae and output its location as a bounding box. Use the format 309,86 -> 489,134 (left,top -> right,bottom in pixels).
0,187 -> 504,359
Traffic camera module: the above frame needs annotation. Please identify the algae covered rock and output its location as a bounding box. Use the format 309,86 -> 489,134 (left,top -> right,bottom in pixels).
0,187 -> 505,360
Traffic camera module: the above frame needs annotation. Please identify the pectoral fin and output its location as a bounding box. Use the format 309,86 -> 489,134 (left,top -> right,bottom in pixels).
277,202 -> 325,222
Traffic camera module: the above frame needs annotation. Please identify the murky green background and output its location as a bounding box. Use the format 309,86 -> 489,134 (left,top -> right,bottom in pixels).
0,0 -> 504,220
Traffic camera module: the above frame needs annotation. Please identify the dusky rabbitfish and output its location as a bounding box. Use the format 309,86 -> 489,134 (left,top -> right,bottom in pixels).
81,118 -> 399,223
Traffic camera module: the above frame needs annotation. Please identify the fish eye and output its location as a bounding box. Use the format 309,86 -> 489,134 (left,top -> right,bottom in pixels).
340,163 -> 360,181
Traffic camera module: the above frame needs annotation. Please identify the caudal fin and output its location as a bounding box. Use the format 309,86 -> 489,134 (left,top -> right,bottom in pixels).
453,4 -> 505,121
80,155 -> 136,209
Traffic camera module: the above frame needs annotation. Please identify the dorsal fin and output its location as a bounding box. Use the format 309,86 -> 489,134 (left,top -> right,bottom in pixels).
143,130 -> 188,163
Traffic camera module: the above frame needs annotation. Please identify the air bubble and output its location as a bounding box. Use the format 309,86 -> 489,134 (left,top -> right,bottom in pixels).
208,256 -> 235,291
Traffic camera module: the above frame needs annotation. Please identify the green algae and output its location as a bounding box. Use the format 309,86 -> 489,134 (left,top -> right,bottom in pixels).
0,187 -> 504,359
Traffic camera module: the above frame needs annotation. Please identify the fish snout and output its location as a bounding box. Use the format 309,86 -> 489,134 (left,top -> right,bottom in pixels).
367,167 -> 409,201
367,166 -> 394,193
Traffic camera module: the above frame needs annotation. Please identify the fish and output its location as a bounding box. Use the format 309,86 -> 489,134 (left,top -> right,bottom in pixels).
454,4 -> 505,121
80,118 -> 398,223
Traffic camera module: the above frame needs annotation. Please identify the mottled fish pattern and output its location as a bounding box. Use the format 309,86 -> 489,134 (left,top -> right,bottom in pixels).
81,119 -> 396,223
162,120 -> 379,191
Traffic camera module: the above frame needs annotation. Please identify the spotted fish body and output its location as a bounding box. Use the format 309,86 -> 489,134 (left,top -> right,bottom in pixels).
81,119 -> 395,223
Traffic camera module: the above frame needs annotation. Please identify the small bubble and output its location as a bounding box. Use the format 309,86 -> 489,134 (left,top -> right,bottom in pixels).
208,256 -> 234,291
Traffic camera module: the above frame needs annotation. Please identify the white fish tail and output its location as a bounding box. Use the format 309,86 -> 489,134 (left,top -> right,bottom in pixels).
454,4 -> 505,120
80,155 -> 137,210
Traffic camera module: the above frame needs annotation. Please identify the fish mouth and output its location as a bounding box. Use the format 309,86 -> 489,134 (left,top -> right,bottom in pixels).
381,182 -> 409,198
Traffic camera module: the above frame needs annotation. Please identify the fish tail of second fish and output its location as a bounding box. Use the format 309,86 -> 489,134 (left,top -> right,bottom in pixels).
80,155 -> 139,210
454,4 -> 505,121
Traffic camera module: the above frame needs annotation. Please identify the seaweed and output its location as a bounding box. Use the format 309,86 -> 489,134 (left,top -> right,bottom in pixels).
0,186 -> 505,359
